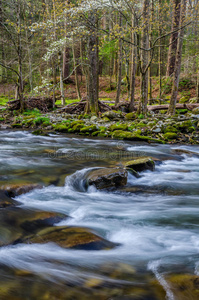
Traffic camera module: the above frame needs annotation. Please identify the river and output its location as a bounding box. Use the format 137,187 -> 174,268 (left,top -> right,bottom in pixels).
0,130 -> 199,299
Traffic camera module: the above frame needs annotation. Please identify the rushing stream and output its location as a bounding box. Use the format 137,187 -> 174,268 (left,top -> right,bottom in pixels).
0,130 -> 199,299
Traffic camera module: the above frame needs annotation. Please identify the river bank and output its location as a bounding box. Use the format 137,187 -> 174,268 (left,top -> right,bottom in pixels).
1,106 -> 199,144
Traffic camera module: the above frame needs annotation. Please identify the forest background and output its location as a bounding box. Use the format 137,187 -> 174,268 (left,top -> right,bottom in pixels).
0,0 -> 199,116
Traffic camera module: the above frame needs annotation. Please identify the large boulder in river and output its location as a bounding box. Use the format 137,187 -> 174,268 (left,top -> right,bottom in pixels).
21,226 -> 119,250
87,168 -> 128,189
124,157 -> 155,173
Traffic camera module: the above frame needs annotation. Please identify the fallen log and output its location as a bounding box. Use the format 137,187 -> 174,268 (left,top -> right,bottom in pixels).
147,103 -> 199,111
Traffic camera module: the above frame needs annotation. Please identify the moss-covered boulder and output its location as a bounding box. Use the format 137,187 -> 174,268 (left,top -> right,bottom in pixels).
109,124 -> 128,131
80,125 -> 98,133
53,124 -> 69,133
87,168 -> 128,189
124,157 -> 155,173
102,111 -> 122,120
22,226 -> 118,250
163,132 -> 178,140
164,126 -> 178,133
125,112 -> 136,120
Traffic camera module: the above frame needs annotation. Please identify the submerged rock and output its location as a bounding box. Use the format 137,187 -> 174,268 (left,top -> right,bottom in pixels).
124,157 -> 155,173
22,226 -> 119,250
87,168 -> 128,189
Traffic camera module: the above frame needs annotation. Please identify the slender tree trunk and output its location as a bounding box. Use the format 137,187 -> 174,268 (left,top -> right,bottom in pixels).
58,52 -> 65,106
168,0 -> 187,115
72,35 -> 81,100
86,13 -> 98,114
166,0 -> 181,77
17,1 -> 24,112
115,13 -> 123,105
148,0 -> 154,104
129,13 -> 137,112
138,0 -> 149,115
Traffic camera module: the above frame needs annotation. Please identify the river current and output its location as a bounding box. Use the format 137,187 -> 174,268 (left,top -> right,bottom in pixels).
0,130 -> 199,299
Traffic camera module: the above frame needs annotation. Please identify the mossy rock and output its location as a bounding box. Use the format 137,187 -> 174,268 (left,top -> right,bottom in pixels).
99,116 -> 110,122
22,226 -> 118,250
125,112 -> 136,120
112,130 -> 164,143
70,123 -> 85,133
11,123 -> 22,128
92,131 -> 100,136
164,126 -> 178,133
80,125 -> 97,133
109,124 -> 128,131
53,124 -> 69,132
164,132 -> 178,140
98,132 -> 109,137
165,274 -> 199,300
102,111 -> 122,119
177,120 -> 195,132
124,157 -> 155,173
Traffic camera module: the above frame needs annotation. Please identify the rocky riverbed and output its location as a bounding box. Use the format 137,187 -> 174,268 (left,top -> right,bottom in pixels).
1,107 -> 199,144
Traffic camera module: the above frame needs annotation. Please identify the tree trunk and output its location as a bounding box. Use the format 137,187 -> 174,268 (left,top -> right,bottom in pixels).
129,14 -> 137,112
166,0 -> 181,77
115,13 -> 123,105
58,52 -> 65,106
168,0 -> 187,115
17,1 -> 24,112
138,0 -> 149,115
86,13 -> 99,114
63,47 -> 70,83
72,35 -> 81,100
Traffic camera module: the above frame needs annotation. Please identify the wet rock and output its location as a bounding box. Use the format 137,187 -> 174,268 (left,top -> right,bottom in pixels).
124,157 -> 155,173
87,168 -> 128,189
20,211 -> 67,233
102,111 -> 123,120
0,191 -> 20,208
22,226 -> 119,250
171,148 -> 199,157
2,183 -> 43,197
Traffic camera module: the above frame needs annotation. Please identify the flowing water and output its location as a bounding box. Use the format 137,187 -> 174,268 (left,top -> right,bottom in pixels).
0,130 -> 199,299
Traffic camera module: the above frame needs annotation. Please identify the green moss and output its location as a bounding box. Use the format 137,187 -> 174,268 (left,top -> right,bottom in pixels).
125,112 -> 136,120
92,131 -> 100,136
109,124 -> 128,131
0,96 -> 10,106
112,130 -> 164,143
80,125 -> 97,133
34,117 -> 50,125
53,124 -> 69,132
164,132 -> 178,140
179,96 -> 189,104
164,126 -> 178,133
98,132 -> 109,137
11,123 -> 22,128
0,117 -> 5,121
